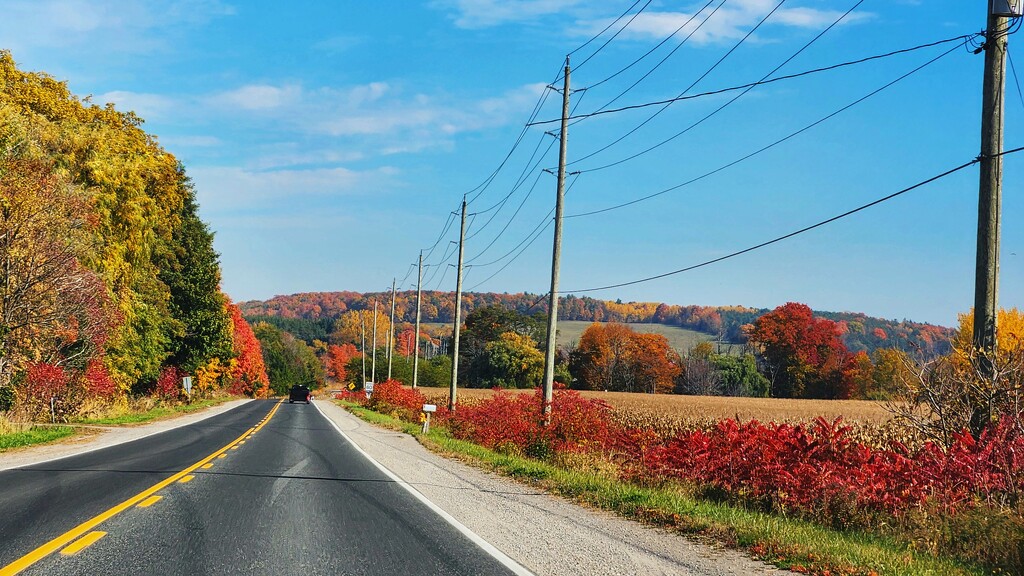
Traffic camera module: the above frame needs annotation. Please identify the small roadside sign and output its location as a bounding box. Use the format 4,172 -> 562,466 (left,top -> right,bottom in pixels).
364,381 -> 374,398
182,376 -> 193,395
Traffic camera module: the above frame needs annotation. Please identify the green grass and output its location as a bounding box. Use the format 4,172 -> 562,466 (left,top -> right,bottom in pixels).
75,398 -> 228,426
0,426 -> 76,451
336,400 -> 985,576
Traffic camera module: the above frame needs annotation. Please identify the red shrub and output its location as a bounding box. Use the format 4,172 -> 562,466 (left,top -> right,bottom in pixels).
83,360 -> 117,397
155,366 -> 187,400
366,380 -> 426,420
446,387 -> 613,457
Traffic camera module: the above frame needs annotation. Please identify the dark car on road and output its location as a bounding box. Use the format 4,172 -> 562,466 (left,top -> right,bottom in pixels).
288,385 -> 311,404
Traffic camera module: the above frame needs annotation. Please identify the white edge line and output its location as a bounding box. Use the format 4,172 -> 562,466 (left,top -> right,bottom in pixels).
0,400 -> 254,472
313,400 -> 536,576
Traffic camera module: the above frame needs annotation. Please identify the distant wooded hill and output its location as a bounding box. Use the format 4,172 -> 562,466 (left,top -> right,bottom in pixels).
239,291 -> 953,356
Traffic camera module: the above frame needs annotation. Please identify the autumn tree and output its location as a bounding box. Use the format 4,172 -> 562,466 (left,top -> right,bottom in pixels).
474,331 -> 544,389
330,309 -> 392,350
324,343 -> 359,383
254,322 -> 325,395
570,323 -> 680,393
460,305 -> 545,387
0,155 -> 116,396
747,302 -> 855,399
225,302 -> 269,398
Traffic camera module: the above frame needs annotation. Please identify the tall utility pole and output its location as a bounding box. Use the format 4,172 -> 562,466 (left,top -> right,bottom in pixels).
448,198 -> 467,412
371,299 -> 378,384
360,313 -> 367,387
972,1 -> 1012,431
413,251 -> 423,388
542,57 -> 570,423
387,279 -> 396,381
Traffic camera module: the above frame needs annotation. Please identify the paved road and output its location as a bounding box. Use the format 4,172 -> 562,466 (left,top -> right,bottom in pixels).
0,400 -> 523,576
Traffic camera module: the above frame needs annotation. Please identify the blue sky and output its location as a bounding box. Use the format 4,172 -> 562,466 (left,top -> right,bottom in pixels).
2,0 -> 1021,326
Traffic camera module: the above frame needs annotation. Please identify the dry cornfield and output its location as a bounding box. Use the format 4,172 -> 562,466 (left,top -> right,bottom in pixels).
419,387 -> 916,449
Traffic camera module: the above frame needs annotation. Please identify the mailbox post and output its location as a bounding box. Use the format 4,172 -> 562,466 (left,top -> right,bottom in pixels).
421,404 -> 437,434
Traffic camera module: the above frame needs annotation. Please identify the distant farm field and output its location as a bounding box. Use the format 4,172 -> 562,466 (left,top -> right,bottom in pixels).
554,320 -> 720,352
424,320 -> 724,354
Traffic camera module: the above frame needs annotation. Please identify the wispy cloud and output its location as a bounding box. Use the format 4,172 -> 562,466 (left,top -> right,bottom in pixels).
97,90 -> 177,119
0,0 -> 234,54
209,84 -> 303,111
577,1 -> 873,45
433,0 -> 585,28
190,165 -> 396,216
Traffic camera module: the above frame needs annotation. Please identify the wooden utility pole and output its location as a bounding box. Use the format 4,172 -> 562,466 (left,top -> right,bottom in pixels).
371,299 -> 378,384
972,2 -> 1012,432
387,278 -> 396,381
448,198 -> 467,412
542,57 -> 570,424
413,251 -> 423,388
360,313 -> 367,387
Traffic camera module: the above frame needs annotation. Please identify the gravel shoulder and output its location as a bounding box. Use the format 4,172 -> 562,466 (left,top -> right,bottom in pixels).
0,399 -> 252,472
315,400 -> 790,576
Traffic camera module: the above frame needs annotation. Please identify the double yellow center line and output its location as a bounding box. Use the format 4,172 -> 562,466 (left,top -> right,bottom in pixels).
0,400 -> 282,576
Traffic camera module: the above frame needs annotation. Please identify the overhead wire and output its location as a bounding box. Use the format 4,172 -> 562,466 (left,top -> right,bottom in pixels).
567,0 -> 723,131
465,173 -> 582,291
582,0 -> 718,95
575,0 -> 867,174
567,0 -> 787,169
561,147 -> 1024,294
566,36 -> 968,218
530,33 -> 978,127
571,0 -> 654,74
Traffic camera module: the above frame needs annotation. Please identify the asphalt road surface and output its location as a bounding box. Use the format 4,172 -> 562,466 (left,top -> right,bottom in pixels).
0,400 -> 524,575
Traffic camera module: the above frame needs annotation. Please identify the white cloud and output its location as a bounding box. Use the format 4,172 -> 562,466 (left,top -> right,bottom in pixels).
433,0 -> 585,28
576,1 -> 873,45
210,84 -> 303,111
190,165 -> 394,215
0,0 -> 234,54
98,90 -> 176,119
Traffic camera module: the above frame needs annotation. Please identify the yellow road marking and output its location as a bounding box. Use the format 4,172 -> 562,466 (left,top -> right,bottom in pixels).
178,475 -> 195,484
230,446 -> 238,451
136,496 -> 162,508
59,532 -> 106,556
201,463 -> 213,469
217,454 -> 226,459
0,400 -> 283,576
239,441 -> 246,445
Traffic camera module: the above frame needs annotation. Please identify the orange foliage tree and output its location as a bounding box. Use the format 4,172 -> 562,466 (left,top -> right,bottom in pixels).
324,343 -> 359,383
570,323 -> 680,393
226,302 -> 270,398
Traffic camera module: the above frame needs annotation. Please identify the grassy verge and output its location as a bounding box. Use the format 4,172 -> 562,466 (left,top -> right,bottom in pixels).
75,397 -> 233,426
0,426 -> 76,451
336,400 -> 984,576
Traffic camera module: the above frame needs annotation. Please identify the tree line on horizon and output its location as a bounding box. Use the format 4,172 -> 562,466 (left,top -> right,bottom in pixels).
239,290 -> 953,357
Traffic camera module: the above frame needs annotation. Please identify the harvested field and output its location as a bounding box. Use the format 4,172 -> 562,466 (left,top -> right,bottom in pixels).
418,387 -> 908,449
420,387 -> 891,422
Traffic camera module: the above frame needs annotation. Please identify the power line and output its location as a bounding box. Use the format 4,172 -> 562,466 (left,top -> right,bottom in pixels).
571,0 -> 654,74
567,0 -> 787,169
567,0 -> 724,132
566,38 -> 966,218
530,33 -> 978,127
568,0 -> 646,58
562,148 -> 1024,294
1009,44 -> 1024,110
582,0 -> 718,95
576,0 -> 866,174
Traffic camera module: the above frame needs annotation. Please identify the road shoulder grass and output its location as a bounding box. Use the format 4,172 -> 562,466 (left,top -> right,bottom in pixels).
0,426 -> 76,452
337,400 -> 984,576
0,396 -> 241,452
